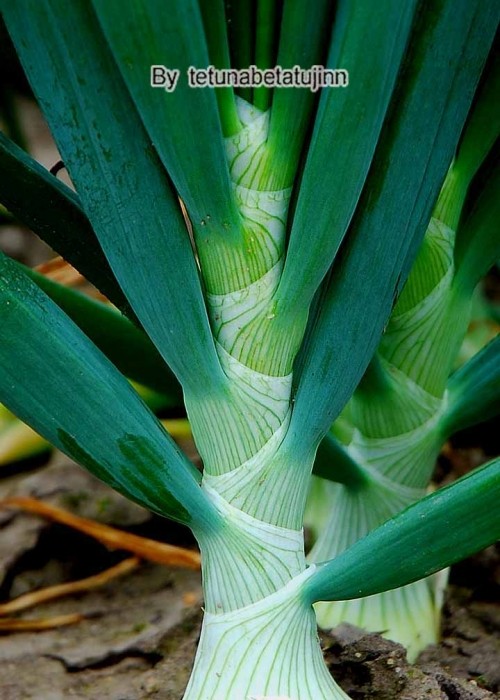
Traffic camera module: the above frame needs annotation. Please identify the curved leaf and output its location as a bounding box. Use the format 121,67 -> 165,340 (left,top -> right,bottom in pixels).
0,253 -> 218,530
23,264 -> 182,403
312,433 -> 367,488
0,132 -> 130,315
303,458 -> 500,604
441,335 -> 500,437
454,157 -> 500,291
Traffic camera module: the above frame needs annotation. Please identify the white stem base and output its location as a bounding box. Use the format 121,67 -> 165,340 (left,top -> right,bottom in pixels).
183,569 -> 348,700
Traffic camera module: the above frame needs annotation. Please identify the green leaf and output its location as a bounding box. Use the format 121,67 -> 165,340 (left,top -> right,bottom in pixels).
225,0 -> 254,102
0,132 -> 131,316
92,0 -> 238,202
441,335 -> 500,437
22,264 -> 183,403
453,44 -> 500,187
276,0 -> 417,313
303,458 -> 500,604
0,252 -> 217,529
253,0 -> 281,111
264,0 -> 333,189
291,0 -> 498,448
92,0 -> 250,293
434,44 -> 500,230
454,157 -> 500,292
198,0 -> 240,134
3,0 -> 223,397
312,433 -> 368,488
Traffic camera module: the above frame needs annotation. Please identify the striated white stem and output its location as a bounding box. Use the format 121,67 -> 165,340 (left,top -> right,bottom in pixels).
183,568 -> 348,700
198,482 -> 305,612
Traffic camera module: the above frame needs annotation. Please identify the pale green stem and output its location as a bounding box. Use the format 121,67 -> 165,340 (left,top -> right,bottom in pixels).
186,482 -> 348,700
183,567 -> 347,699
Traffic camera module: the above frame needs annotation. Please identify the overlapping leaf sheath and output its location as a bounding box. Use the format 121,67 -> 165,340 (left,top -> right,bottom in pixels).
187,98 -> 295,484
184,568 -> 347,700
190,98 -> 306,593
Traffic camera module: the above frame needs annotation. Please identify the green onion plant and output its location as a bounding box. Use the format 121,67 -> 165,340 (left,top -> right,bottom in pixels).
0,2 -> 499,698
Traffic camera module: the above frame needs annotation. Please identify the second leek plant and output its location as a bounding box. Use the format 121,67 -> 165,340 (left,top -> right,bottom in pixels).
308,53 -> 500,660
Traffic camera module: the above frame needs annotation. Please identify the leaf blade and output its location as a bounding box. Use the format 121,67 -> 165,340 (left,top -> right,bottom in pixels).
303,458 -> 500,604
291,0 -> 499,447
0,253 -> 217,529
92,0 -> 251,292
23,264 -> 183,402
2,0 -> 222,396
276,0 -> 418,312
0,132 -> 130,315
442,335 -> 500,437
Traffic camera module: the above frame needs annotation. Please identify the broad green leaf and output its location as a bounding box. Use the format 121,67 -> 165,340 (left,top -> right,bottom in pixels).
0,253 -> 217,529
23,264 -> 182,403
441,335 -> 500,437
3,0 -> 223,397
92,0 -> 238,202
0,133 -> 130,315
291,0 -> 498,448
303,458 -> 500,604
93,0 -> 249,293
276,0 -> 417,313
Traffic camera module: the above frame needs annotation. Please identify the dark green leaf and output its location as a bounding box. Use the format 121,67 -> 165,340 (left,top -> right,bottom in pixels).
253,0 -> 281,111
441,335 -> 500,437
454,43 -> 500,187
225,0 -> 253,102
93,0 -> 249,292
3,0 -> 223,397
291,0 -> 498,448
198,0 -> 239,134
312,433 -> 368,488
23,264 -> 183,403
276,0 -> 417,313
454,157 -> 500,292
0,132 -> 131,315
303,458 -> 500,604
434,47 -> 499,231
0,253 -> 217,529
264,0 -> 334,189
